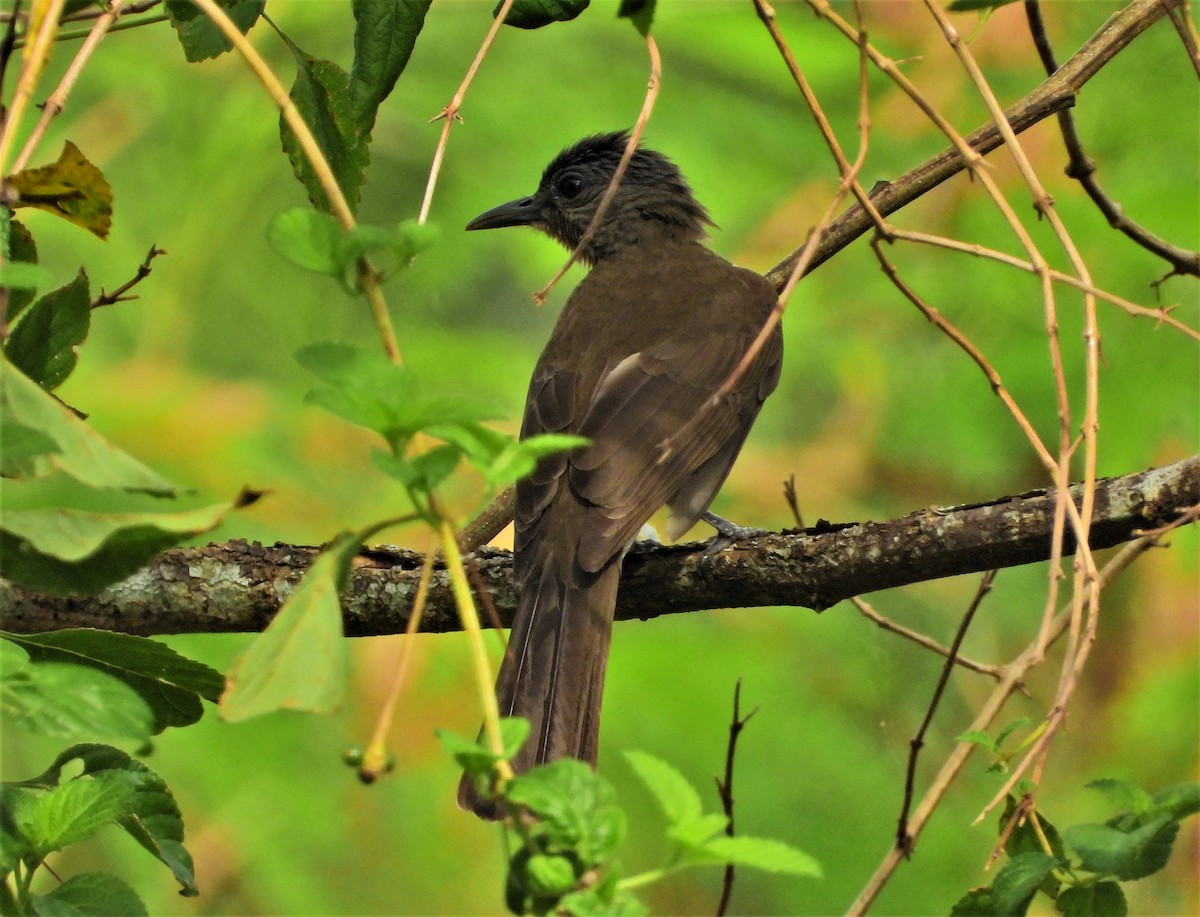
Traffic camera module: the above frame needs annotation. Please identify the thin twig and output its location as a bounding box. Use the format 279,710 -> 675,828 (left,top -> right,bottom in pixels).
418,0 -> 518,225
851,596 -> 1004,681
714,678 -> 758,917
0,0 -> 67,177
896,571 -> 997,853
533,32 -> 662,304
91,245 -> 165,309
1166,0 -> 1200,77
1025,1 -> 1199,279
846,534 -> 1164,914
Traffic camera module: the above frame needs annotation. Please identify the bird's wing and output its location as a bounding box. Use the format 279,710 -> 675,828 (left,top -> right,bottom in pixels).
567,324 -> 782,574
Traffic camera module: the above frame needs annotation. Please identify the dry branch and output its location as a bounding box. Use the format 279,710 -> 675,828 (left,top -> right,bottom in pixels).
3,456 -> 1194,637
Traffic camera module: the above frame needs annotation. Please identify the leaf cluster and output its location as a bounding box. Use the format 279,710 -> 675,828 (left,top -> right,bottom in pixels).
950,779 -> 1200,916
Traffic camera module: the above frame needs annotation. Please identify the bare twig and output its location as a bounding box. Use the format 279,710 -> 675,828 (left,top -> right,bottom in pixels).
418,0 -> 518,225
91,245 -> 165,309
850,596 -> 1004,681
1024,1 -> 1198,279
714,678 -> 758,917
534,32 -> 661,304
896,571 -> 997,853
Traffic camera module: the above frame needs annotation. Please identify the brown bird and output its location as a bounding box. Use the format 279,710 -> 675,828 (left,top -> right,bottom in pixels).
459,132 -> 782,818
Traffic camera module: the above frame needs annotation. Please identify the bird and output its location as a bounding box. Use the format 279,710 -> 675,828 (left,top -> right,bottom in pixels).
459,131 -> 783,818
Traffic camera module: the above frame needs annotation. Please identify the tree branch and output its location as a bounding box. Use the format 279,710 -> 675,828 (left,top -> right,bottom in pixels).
764,0 -> 1180,289
2,456 -> 1194,637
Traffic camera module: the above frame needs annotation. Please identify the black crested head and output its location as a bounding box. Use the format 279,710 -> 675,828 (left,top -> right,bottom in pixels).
466,131 -> 713,264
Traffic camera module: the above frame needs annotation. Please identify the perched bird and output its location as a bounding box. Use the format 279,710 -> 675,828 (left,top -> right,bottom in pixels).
460,132 -> 782,818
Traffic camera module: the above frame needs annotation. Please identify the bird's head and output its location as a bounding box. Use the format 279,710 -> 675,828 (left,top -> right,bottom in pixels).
466,131 -> 712,264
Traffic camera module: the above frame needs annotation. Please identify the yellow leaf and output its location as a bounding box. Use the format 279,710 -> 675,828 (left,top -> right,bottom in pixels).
10,140 -> 113,240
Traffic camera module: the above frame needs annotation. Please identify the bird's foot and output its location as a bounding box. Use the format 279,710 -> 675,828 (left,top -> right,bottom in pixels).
701,511 -> 769,555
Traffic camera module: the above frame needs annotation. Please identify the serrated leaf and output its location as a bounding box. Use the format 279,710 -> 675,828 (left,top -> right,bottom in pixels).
373,443 -> 462,493
1001,796 -> 1066,889
623,749 -> 702,826
8,142 -> 112,240
0,262 -> 54,298
1064,818 -> 1178,881
1055,881 -> 1127,917
497,0 -> 590,29
31,871 -> 148,917
1,661 -> 155,742
994,716 -> 1032,749
333,219 -> 440,289
4,629 -> 224,731
348,0 -> 432,136
17,744 -> 197,896
482,433 -> 589,488
163,0 -> 264,62
5,269 -> 91,390
667,813 -> 728,850
523,853 -> 578,897
25,771 -> 137,856
0,784 -> 39,870
0,355 -> 178,493
220,531 -> 360,720
506,759 -> 625,864
990,852 -> 1060,914
280,36 -> 368,215
268,208 -> 343,275
697,835 -> 821,877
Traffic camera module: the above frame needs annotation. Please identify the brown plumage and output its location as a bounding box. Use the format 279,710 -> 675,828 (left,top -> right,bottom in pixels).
460,132 -> 782,818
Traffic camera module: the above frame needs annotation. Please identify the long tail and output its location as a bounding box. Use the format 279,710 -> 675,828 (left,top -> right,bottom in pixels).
457,552 -> 622,819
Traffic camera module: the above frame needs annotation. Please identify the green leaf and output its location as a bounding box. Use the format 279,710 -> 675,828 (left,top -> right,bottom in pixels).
0,356 -> 178,494
524,853 -> 578,897
298,343 -> 502,443
348,0 -> 432,136
957,729 -> 999,753
617,0 -> 654,36
373,443 -> 462,493
280,37 -> 368,215
435,718 -> 529,778
0,473 -> 242,595
623,749 -> 702,826
505,759 -> 626,865
990,852 -> 1060,915
333,220 -> 440,289
220,531 -> 360,721
1148,782 -> 1200,822
8,142 -> 112,240
695,835 -> 821,878
1086,778 -> 1154,817
497,0 -> 590,29
949,888 -> 994,916
1000,797 -> 1064,896
667,812 -> 729,850
2,217 -> 41,322
0,262 -> 53,297
994,716 -> 1032,749
163,0 -> 264,62
1055,882 -> 1127,917
25,771 -> 137,856
5,269 -> 91,390
481,433 -> 589,488
16,744 -> 197,896
1,661 -> 155,742
4,629 -> 223,730
268,208 -> 343,275
1064,818 -> 1178,881
0,784 -> 39,870
0,415 -> 60,477
31,871 -> 148,917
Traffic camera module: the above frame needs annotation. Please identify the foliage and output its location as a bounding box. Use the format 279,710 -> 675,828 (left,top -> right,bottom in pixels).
949,781 -> 1200,916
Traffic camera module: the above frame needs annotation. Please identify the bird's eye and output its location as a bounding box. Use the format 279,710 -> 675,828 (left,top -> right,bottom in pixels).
557,174 -> 584,199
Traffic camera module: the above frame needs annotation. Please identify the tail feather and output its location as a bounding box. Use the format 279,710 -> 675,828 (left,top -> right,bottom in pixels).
457,554 -> 621,819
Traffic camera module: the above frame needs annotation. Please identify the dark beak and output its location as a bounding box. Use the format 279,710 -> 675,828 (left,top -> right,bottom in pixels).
466,195 -> 539,231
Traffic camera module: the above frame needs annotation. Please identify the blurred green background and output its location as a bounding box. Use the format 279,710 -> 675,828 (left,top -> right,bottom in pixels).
3,0 -> 1197,914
